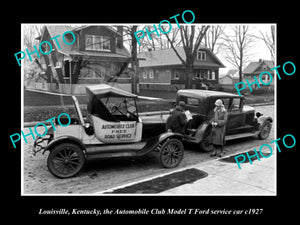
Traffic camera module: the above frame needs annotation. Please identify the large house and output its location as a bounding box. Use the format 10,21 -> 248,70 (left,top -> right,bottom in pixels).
137,46 -> 225,91
26,25 -> 132,94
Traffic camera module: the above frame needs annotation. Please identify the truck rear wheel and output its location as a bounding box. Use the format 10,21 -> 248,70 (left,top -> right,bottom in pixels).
159,139 -> 184,168
47,142 -> 85,178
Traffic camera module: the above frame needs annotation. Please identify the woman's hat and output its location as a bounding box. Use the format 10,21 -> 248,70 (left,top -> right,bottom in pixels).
215,99 -> 223,106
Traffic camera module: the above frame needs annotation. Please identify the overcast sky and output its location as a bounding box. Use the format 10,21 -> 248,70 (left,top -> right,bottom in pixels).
217,24 -> 275,75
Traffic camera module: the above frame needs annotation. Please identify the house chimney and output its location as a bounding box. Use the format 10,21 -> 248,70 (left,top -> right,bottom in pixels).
116,26 -> 123,48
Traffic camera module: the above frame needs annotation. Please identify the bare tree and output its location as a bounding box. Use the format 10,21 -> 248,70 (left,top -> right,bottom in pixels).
204,25 -> 224,54
23,25 -> 42,51
129,25 -> 139,94
136,26 -> 181,52
222,25 -> 256,84
164,25 -> 209,89
255,25 -> 275,64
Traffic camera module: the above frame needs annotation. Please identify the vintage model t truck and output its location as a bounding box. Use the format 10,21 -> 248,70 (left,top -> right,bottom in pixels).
33,84 -> 184,178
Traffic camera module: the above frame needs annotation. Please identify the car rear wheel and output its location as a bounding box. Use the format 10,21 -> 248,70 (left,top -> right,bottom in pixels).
159,139 -> 184,168
258,120 -> 272,140
199,128 -> 213,152
47,142 -> 85,178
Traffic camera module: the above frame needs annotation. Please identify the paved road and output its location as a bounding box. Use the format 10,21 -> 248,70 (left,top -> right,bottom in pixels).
23,105 -> 275,194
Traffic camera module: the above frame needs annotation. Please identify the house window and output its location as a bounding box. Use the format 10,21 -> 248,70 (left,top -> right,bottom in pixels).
149,69 -> 154,79
211,71 -> 216,80
261,74 -> 270,82
197,50 -> 206,61
85,35 -> 110,51
194,71 -> 200,79
174,73 -> 180,80
142,70 -> 147,79
200,70 -> 207,79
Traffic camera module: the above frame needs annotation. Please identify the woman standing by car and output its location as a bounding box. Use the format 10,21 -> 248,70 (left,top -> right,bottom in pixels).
210,99 -> 228,157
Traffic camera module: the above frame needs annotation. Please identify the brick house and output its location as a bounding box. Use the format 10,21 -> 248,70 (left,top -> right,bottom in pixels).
137,46 -> 225,91
28,25 -> 132,94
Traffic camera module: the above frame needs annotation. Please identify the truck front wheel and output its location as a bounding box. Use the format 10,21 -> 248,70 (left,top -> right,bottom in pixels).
159,139 -> 184,168
47,142 -> 85,178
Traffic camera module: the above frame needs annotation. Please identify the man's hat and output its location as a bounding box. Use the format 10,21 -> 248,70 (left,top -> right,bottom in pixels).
178,101 -> 186,107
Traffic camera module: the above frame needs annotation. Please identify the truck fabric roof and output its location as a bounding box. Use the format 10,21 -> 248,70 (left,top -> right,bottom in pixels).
85,84 -> 137,98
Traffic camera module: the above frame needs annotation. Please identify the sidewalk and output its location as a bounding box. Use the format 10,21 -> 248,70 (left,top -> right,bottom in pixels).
160,152 -> 276,195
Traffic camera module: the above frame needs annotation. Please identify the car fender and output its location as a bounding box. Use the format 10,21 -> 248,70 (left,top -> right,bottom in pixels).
257,116 -> 273,131
45,135 -> 85,152
194,121 -> 211,143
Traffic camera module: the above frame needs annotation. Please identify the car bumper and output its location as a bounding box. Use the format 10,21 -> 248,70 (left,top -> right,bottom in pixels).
32,135 -> 52,155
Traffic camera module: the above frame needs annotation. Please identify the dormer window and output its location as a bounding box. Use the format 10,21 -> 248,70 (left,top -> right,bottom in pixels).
197,50 -> 206,61
85,35 -> 110,51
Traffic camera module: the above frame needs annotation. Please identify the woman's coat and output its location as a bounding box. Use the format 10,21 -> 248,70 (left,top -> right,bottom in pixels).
211,107 -> 228,145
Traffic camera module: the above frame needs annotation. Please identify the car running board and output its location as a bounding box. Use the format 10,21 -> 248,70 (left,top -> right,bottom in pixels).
225,132 -> 258,141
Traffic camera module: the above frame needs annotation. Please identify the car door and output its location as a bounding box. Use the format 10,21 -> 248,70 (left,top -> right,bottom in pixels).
226,98 -> 245,135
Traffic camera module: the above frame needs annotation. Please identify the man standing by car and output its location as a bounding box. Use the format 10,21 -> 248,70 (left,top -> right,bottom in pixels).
210,99 -> 228,157
166,101 -> 188,134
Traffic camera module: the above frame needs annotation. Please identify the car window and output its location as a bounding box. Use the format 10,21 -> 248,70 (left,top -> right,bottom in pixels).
187,97 -> 199,106
231,98 -> 241,110
221,98 -> 230,110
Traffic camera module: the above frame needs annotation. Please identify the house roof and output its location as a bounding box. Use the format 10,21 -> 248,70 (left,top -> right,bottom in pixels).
138,46 -> 225,68
40,25 -> 130,59
220,74 -> 239,80
226,69 -> 238,76
71,25 -> 122,36
243,59 -> 274,74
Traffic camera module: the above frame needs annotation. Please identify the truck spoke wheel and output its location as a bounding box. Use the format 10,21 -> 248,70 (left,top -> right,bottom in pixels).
159,139 -> 184,168
47,143 -> 85,178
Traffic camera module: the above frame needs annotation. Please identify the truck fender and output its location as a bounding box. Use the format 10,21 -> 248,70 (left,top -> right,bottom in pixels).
257,116 -> 273,131
45,135 -> 85,152
158,132 -> 183,143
